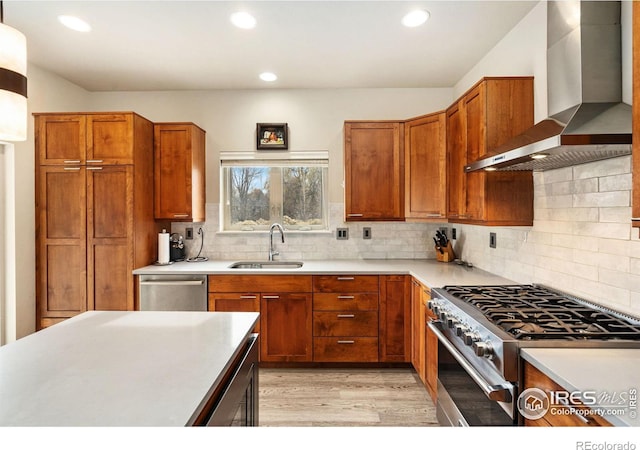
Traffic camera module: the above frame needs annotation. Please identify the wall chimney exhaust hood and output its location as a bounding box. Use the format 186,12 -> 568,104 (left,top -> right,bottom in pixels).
466,1 -> 631,172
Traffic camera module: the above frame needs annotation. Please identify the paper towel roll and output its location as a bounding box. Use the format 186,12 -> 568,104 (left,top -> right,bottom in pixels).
158,230 -> 170,264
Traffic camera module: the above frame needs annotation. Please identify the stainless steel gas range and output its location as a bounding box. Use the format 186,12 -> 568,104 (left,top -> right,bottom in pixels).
428,284 -> 640,426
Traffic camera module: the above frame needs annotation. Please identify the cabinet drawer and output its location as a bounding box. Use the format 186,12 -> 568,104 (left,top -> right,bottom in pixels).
313,293 -> 378,311
209,275 -> 312,293
313,275 -> 379,293
313,311 -> 378,337
313,337 -> 379,362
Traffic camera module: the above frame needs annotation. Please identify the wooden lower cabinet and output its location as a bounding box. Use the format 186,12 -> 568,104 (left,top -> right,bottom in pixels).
379,275 -> 410,362
261,293 -> 313,362
208,275 -> 313,362
523,362 -> 612,427
411,279 -> 427,384
312,275 -> 379,362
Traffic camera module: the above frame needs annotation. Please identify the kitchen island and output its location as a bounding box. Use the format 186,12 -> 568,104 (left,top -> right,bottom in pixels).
0,310 -> 259,426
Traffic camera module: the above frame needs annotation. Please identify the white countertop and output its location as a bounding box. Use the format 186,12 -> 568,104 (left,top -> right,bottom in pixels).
133,259 -> 515,288
521,348 -> 640,427
0,311 -> 259,426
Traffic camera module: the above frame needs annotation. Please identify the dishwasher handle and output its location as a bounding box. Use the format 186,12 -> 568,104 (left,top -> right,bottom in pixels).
140,280 -> 205,286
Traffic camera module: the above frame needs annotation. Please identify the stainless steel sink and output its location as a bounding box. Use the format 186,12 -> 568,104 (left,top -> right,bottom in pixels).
228,261 -> 304,269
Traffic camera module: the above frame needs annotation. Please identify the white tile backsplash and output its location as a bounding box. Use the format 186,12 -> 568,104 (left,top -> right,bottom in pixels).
171,155 -> 639,318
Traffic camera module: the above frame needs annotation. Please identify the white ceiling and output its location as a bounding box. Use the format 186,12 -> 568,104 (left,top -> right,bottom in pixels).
4,0 -> 538,91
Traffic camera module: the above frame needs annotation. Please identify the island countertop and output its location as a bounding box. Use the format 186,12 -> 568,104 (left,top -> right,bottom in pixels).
0,311 -> 259,426
133,259 -> 515,288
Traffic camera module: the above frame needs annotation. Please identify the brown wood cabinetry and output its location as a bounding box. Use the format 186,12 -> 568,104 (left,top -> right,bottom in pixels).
35,112 -> 160,329
154,123 -> 206,222
446,77 -> 535,226
379,275 -> 410,362
344,121 -> 405,221
208,275 -> 313,362
404,112 -> 447,221
523,362 -> 612,427
312,275 -> 379,362
425,301 -> 438,403
633,3 -> 639,229
411,278 -> 426,384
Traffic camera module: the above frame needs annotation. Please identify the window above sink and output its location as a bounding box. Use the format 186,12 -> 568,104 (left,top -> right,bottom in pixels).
220,157 -> 329,232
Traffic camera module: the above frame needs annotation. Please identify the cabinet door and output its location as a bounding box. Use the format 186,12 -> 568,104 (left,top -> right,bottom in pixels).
344,122 -> 404,221
36,166 -> 87,327
446,102 -> 466,220
379,275 -> 410,362
86,114 -> 135,165
410,279 -> 426,384
260,293 -> 312,362
35,114 -> 86,165
464,86 -> 486,221
405,113 -> 446,221
87,165 -> 134,311
154,123 -> 206,222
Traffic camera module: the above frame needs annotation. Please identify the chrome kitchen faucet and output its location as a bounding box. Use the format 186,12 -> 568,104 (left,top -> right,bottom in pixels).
268,223 -> 285,261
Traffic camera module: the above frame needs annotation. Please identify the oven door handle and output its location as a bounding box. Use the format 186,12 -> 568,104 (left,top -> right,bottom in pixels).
428,322 -> 513,403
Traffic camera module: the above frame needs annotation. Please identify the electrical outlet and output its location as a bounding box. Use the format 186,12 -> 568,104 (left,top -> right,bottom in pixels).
336,228 -> 349,240
489,232 -> 497,249
363,227 -> 372,239
185,227 -> 194,240
452,228 -> 457,240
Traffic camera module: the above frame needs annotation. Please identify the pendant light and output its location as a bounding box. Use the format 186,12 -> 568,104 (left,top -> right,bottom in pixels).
0,1 -> 27,142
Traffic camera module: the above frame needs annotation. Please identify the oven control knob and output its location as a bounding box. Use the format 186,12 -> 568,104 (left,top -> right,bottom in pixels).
446,317 -> 457,329
463,331 -> 479,345
427,300 -> 435,311
438,311 -> 448,322
432,305 -> 440,316
454,323 -> 467,336
472,341 -> 494,358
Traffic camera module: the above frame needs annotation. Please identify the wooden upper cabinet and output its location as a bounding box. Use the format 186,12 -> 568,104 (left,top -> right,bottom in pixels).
632,3 -> 639,228
154,123 -> 206,222
35,113 -> 142,165
344,121 -> 405,221
446,77 -> 535,226
404,112 -> 447,221
35,114 -> 87,165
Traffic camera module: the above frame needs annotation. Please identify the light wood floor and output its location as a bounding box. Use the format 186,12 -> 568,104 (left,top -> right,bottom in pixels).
258,367 -> 439,426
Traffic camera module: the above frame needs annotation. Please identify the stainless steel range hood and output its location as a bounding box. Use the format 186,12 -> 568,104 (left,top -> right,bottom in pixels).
466,1 -> 631,172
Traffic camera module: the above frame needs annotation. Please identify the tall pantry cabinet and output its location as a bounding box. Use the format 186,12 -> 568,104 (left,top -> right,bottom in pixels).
34,112 -> 162,329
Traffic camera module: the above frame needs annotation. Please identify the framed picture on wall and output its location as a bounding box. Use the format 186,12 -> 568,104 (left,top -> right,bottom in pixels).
257,123 -> 288,150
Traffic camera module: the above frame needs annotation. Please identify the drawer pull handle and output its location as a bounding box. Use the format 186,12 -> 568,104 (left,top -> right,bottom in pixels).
173,214 -> 190,218
337,295 -> 355,299
86,159 -> 104,163
336,277 -> 355,281
86,167 -> 103,170
337,340 -> 355,344
63,160 -> 81,164
262,295 -> 279,299
64,167 -> 81,171
337,314 -> 355,318
240,295 -> 257,299
347,214 -> 363,217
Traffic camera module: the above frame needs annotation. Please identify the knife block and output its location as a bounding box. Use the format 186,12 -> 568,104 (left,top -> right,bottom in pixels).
435,242 -> 456,263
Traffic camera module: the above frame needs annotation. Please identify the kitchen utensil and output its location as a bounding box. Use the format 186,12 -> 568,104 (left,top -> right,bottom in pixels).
433,237 -> 444,254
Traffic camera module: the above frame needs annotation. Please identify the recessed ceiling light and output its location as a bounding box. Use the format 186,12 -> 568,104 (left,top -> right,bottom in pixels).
58,15 -> 92,32
401,9 -> 430,28
259,72 -> 277,82
231,12 -> 257,29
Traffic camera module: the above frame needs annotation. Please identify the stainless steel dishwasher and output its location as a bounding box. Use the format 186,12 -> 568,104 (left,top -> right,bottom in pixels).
138,274 -> 208,311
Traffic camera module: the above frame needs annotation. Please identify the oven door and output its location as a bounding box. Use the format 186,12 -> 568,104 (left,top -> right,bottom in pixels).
429,322 -> 516,426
